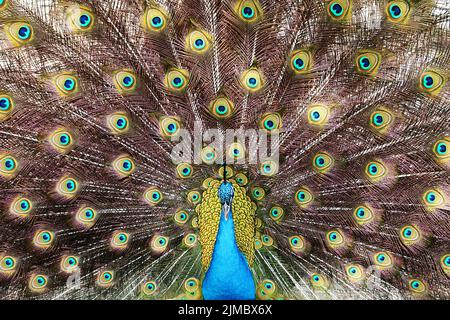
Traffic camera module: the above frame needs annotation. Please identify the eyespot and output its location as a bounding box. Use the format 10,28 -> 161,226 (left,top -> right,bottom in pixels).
259,113 -> 282,132
310,273 -> 329,290
422,188 -> 445,212
289,235 -> 306,253
227,142 -> 245,161
164,68 -> 190,92
251,186 -> 265,201
260,159 -> 278,177
369,108 -> 394,134
9,196 -> 33,218
176,163 -> 193,179
141,281 -> 157,296
345,264 -> 365,283
0,255 -> 17,275
295,187 -> 314,208
29,274 -> 48,293
355,51 -> 381,76
112,155 -> 136,177
107,112 -> 130,135
187,190 -> 201,205
365,160 -> 388,183
235,0 -> 263,23
399,225 -> 422,246
327,0 -> 351,20
235,173 -> 248,186
0,94 -> 14,122
143,7 -> 169,33
209,96 -> 235,119
6,22 -> 34,46
97,270 -> 115,287
261,234 -> 273,247
182,233 -> 198,248
53,73 -> 79,97
240,68 -> 264,93
48,128 -> 75,154
144,187 -> 163,206
113,70 -> 137,94
56,176 -> 80,199
67,5 -> 95,32
386,1 -> 411,23
0,0 -> 8,10
408,279 -> 427,295
257,279 -> 276,299
269,206 -> 284,222
307,104 -> 331,126
159,116 -> 181,139
110,231 -> 130,250
440,254 -> 450,276
150,235 -> 169,254
325,229 -> 345,248
0,154 -> 19,179
217,166 -> 233,180
33,230 -> 54,249
186,29 -> 213,54
75,206 -> 98,229
201,146 -> 217,165
290,49 -> 313,75
373,251 -> 394,270
184,277 -> 200,296
419,69 -> 446,95
432,137 -> 450,162
255,238 -> 263,250
60,255 -> 79,273
312,152 -> 334,174
174,210 -> 189,225
353,205 -> 375,226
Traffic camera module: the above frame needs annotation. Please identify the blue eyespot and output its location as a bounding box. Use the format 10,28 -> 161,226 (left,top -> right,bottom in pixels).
315,156 -> 325,167
242,6 -> 255,19
20,200 -> 30,211
188,280 -> 195,287
147,283 -> 154,290
18,25 -> 31,40
329,232 -> 337,241
68,258 -> 76,265
64,79 -> 75,91
377,254 -> 386,263
357,208 -> 365,218
167,123 -> 177,133
159,238 -> 166,245
263,164 -> 271,173
152,192 -> 160,200
247,77 -> 257,88
0,97 -> 11,111
403,227 -> 412,238
411,280 -> 420,289
368,164 -> 378,175
85,209 -> 94,219
36,276 -> 46,285
330,3 -> 344,17
59,134 -> 70,146
194,38 -> 205,49
389,4 -> 402,18
182,167 -> 190,175
423,75 -> 434,89
233,148 -> 240,156
445,257 -> 450,266
104,272 -> 112,280
265,120 -> 275,129
373,113 -> 384,126
312,111 -> 320,120
122,76 -> 134,88
216,105 -> 227,114
313,275 -> 320,282
118,234 -> 127,242
116,117 -> 127,129
66,180 -> 75,191
42,232 -> 51,242
79,14 -> 92,27
151,16 -> 163,28
4,158 -> 15,170
294,58 -> 305,70
297,192 -> 305,200
291,237 -> 299,245
122,160 -> 132,171
426,192 -> 436,203
171,77 -> 183,88
436,142 -> 447,155
359,56 -> 371,70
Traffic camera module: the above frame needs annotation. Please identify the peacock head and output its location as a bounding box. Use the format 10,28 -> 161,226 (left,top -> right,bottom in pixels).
218,181 -> 234,220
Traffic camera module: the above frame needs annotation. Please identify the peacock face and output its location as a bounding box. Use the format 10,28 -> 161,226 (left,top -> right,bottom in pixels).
218,181 -> 234,206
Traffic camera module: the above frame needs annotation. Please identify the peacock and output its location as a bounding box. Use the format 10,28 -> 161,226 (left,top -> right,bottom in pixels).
0,0 -> 449,301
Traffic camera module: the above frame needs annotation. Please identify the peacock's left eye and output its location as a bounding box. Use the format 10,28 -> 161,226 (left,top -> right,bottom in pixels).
0,94 -> 14,121
312,152 -> 334,173
307,104 -> 331,126
174,210 -> 189,225
54,74 -> 79,97
373,251 -> 394,270
187,190 -> 201,205
176,163 -> 193,179
408,279 -> 427,295
112,155 -> 136,177
164,68 -> 190,92
186,29 -> 212,54
209,96 -> 235,119
260,160 -> 278,177
60,255 -> 79,273
9,196 -> 33,217
29,274 -> 48,292
56,176 -> 80,198
240,68 -> 264,93
0,255 -> 17,274
235,0 -> 263,23
67,5 -> 95,32
295,187 -> 314,208
182,233 -> 198,248
418,69 -> 446,95
326,229 -> 345,248
345,264 -> 365,283
113,70 -> 138,94
386,1 -> 411,23
353,205 -> 375,225
6,22 -> 34,46
48,128 -> 75,154
355,51 -> 381,76
399,225 -> 421,246
97,270 -> 115,287
251,186 -> 265,201
310,273 -> 329,290
365,160 -> 388,183
432,137 -> 450,161
143,7 -> 169,32
269,206 -> 284,222
289,235 -> 306,253
201,146 -> 217,165
150,235 -> 169,254
107,112 -> 130,135
259,113 -> 282,132
33,230 -> 54,249
327,0 -> 351,20
421,188 -> 445,211
235,173 -> 248,186
144,187 -> 163,205
111,231 -> 130,250
141,281 -> 157,296
290,49 -> 313,74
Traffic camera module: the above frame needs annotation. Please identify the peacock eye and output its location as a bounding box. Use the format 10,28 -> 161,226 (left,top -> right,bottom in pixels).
261,234 -> 274,246
307,104 -> 331,126
29,274 -> 48,292
365,160 -> 388,183
227,142 -> 245,161
111,231 -> 130,250
186,29 -> 213,54
259,113 -> 282,132
144,187 -> 163,206
240,68 -> 264,93
327,0 -> 351,20
355,51 -> 382,76
290,49 -> 313,74
187,190 -> 201,205
440,254 -> 450,275
209,96 -> 235,119
408,279 -> 427,295
369,108 -> 394,134
67,5 -> 95,32
141,281 -> 157,296
112,155 -> 136,177
310,273 -> 329,290
421,188 -> 445,211
353,205 -> 374,225
9,196 -> 33,218
234,173 -> 248,186
174,210 -> 189,225
295,187 -> 314,208
33,229 -> 54,249
0,94 -> 14,121
97,270 -> 115,287
60,255 -> 79,273
164,68 -> 190,92
418,69 -> 446,95
56,176 -> 80,198
386,1 -> 411,23
289,235 -> 305,253
176,163 -> 193,179
0,0 -> 8,10
182,233 -> 198,247
0,255 -> 17,273
326,229 -> 345,248
143,7 -> 169,32
0,154 -> 19,179
150,235 -> 169,254
399,225 -> 421,246
75,206 -> 98,229
159,116 -> 181,139
312,152 -> 334,173
345,264 -> 365,282
432,137 -> 450,161
235,0 -> 263,23
113,70 -> 138,94
54,74 -> 79,97
107,112 -> 130,135
260,159 -> 278,177
269,206 -> 284,222
48,128 -> 75,154
6,22 -> 34,46
251,186 -> 265,201
373,251 -> 394,269
201,146 -> 217,164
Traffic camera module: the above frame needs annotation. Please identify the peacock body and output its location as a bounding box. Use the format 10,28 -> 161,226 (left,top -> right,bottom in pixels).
0,0 -> 449,300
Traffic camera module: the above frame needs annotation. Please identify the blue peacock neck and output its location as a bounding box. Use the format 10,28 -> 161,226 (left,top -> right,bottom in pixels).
202,181 -> 256,300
